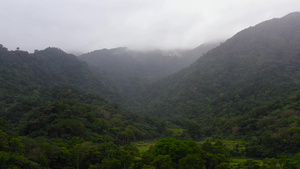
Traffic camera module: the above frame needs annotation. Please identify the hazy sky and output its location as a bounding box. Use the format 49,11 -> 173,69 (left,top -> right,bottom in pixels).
0,0 -> 299,53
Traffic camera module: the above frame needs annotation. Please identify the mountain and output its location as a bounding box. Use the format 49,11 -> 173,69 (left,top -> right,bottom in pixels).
78,44 -> 217,108
140,12 -> 300,118
0,45 -> 167,139
0,46 -> 117,121
0,46 -> 112,93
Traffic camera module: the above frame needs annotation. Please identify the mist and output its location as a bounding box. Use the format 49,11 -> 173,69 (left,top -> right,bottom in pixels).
0,0 -> 299,53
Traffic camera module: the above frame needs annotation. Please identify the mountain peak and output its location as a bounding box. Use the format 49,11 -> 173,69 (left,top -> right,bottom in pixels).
282,11 -> 300,18
36,47 -> 68,56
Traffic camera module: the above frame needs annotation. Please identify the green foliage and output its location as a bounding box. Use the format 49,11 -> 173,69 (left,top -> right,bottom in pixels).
0,47 -> 114,122
237,159 -> 260,169
134,138 -> 231,169
178,154 -> 206,169
0,44 -> 170,168
152,137 -> 202,162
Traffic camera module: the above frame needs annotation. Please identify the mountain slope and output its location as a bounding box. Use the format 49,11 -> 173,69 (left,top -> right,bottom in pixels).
141,12 -> 300,117
78,44 -> 217,96
78,44 -> 217,109
0,46 -> 116,121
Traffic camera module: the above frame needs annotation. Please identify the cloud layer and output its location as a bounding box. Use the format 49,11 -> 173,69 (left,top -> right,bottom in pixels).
0,0 -> 299,52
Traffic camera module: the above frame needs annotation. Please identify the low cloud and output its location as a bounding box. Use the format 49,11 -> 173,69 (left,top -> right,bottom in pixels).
0,0 -> 299,52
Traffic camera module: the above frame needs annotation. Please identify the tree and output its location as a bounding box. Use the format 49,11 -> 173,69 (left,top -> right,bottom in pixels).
179,154 -> 206,169
152,137 -> 202,164
238,159 -> 260,169
101,158 -> 122,169
72,141 -> 96,169
151,155 -> 174,169
202,140 -> 213,153
118,149 -> 134,169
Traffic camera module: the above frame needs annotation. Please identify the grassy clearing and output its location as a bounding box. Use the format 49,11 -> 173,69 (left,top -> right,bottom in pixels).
133,128 -> 185,154
166,128 -> 186,138
168,128 -> 184,135
197,140 -> 246,151
231,158 -> 262,163
223,140 -> 246,150
135,138 -> 247,154
230,158 -> 263,167
133,140 -> 158,154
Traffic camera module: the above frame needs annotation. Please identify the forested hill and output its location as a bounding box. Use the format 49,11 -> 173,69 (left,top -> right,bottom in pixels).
0,46 -> 118,121
0,46 -> 112,96
0,45 -> 169,168
140,12 -> 300,117
78,44 -> 217,98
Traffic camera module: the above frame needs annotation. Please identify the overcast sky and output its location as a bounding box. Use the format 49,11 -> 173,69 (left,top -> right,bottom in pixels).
0,0 -> 299,53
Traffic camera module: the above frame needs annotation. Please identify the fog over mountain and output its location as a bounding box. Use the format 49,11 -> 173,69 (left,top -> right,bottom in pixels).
138,12 -> 300,117
1,0 -> 299,53
78,43 -> 217,101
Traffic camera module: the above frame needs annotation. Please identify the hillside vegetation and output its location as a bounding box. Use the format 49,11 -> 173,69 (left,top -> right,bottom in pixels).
0,46 -> 168,168
141,12 -> 300,118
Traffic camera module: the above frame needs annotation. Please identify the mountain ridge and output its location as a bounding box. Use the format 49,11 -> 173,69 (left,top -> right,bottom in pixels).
138,12 -> 300,117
